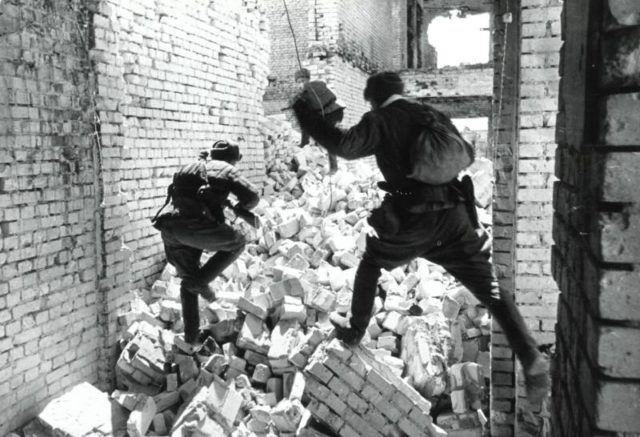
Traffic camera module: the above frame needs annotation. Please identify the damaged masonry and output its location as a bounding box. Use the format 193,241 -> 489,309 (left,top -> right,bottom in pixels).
2,1 -> 640,437
19,120 -> 494,436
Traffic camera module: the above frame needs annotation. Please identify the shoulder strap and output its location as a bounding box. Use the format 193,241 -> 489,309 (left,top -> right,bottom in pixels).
151,183 -> 174,223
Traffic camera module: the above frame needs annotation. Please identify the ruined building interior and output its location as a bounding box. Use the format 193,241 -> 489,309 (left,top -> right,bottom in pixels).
0,0 -> 639,436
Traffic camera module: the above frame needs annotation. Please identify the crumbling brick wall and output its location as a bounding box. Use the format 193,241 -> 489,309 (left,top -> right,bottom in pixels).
401,68 -> 494,99
0,0 -> 269,432
552,0 -> 640,435
264,0 -> 404,124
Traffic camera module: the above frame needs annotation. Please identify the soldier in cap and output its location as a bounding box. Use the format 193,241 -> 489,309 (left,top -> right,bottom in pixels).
152,140 -> 260,349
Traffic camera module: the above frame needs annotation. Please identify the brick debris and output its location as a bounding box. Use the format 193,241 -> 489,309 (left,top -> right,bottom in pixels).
20,116 -> 493,437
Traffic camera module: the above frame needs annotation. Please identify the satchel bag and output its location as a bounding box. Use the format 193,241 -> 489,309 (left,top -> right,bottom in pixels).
408,113 -> 475,185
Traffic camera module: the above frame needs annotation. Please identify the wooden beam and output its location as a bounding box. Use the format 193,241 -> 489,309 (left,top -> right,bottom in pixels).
416,95 -> 492,118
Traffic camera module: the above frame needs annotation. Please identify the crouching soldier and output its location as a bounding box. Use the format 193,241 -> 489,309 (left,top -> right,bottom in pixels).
294,68 -> 345,173
152,141 -> 260,349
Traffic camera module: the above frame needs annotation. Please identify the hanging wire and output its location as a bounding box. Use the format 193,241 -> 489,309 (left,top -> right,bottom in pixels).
282,0 -> 325,119
282,0 -> 304,72
491,7 -> 510,168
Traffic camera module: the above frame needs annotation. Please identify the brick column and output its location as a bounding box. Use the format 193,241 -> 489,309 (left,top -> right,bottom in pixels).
390,0 -> 408,69
552,0 -> 640,435
515,0 -> 562,434
490,1 -> 521,435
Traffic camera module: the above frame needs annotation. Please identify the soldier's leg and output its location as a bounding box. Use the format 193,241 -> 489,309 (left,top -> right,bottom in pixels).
332,255 -> 383,345
161,228 -> 203,344
328,152 -> 338,173
199,246 -> 244,285
332,201 -> 438,346
299,130 -> 310,148
436,249 -> 540,369
425,205 -> 549,403
350,256 -> 382,331
180,287 -> 200,344
168,221 -> 246,299
195,224 -> 246,295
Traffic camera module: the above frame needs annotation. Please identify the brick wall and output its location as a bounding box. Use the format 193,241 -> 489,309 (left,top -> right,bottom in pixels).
515,0 -> 562,435
336,0 -> 396,71
99,0 -> 269,292
401,67 -> 494,98
391,0 -> 408,69
0,0 -> 101,432
264,0 -> 404,122
0,0 -> 269,432
304,340 -> 438,437
490,1 -> 521,435
491,1 -> 562,435
552,0 -> 640,435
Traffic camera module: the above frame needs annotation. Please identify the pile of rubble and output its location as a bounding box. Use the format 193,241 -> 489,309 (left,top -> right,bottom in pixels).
23,119 -> 495,437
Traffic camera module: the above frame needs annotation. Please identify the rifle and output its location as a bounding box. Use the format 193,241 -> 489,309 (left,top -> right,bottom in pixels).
224,200 -> 260,228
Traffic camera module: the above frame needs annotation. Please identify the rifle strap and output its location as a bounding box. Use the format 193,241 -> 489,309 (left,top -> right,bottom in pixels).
151,184 -> 173,224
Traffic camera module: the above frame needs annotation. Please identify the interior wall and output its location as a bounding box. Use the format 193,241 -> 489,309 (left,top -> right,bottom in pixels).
263,0 -> 403,124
